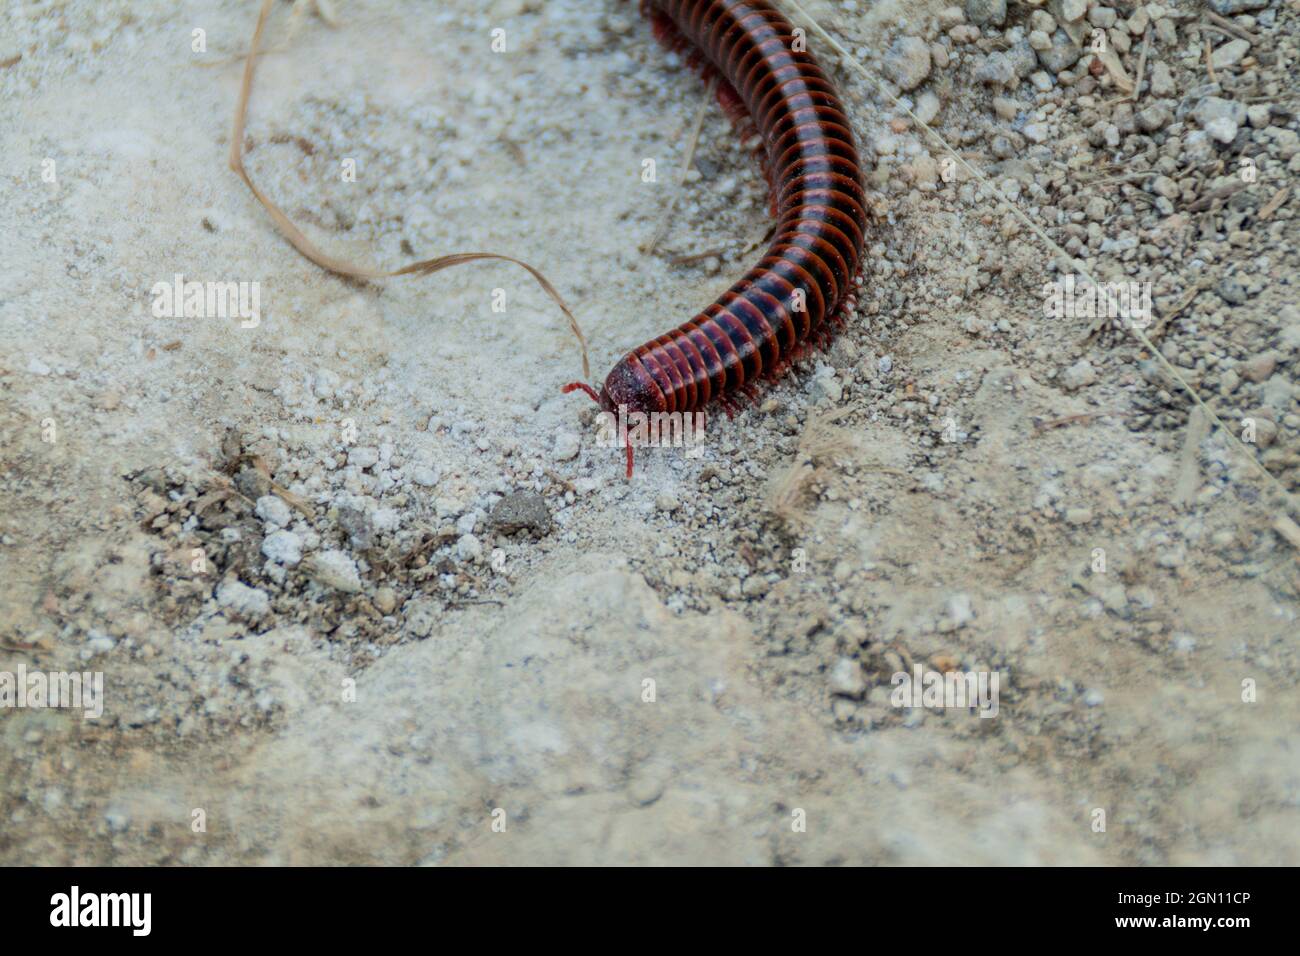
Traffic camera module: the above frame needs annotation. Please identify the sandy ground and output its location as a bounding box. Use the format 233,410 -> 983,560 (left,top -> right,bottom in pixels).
1,0 -> 1298,864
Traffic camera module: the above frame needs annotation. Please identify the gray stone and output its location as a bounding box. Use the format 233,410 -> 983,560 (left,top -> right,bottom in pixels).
946,593 -> 975,628
217,579 -> 271,620
884,36 -> 932,91
975,52 -> 1017,87
410,465 -> 440,488
965,0 -> 1006,27
1210,38 -> 1250,71
337,496 -> 377,550
1193,96 -> 1246,130
1057,0 -> 1087,22
1152,175 -> 1179,200
1216,278 -> 1247,306
1007,39 -> 1039,78
403,598 -> 440,639
1204,117 -> 1239,144
1149,62 -> 1175,97
490,492 -> 552,535
1136,102 -> 1172,132
1061,359 -> 1098,391
1088,6 -> 1117,29
1037,29 -> 1081,74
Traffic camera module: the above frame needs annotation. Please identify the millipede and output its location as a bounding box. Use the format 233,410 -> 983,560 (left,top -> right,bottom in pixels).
564,0 -> 868,477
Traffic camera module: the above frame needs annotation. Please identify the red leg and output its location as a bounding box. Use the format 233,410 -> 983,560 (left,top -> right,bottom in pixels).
562,381 -> 601,404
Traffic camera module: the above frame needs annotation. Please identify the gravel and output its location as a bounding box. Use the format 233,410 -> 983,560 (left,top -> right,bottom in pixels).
306,550 -> 362,592
5,0 -> 1297,869
884,36 -> 932,91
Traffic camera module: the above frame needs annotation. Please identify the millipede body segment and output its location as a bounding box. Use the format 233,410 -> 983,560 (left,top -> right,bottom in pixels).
564,0 -> 868,463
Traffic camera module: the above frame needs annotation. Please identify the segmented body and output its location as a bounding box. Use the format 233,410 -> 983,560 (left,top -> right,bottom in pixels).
572,0 -> 867,426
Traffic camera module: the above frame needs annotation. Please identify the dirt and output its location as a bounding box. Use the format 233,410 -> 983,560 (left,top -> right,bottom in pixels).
1,0 -> 1297,865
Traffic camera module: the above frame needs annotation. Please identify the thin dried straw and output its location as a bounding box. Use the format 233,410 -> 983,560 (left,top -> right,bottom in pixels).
229,0 -> 589,381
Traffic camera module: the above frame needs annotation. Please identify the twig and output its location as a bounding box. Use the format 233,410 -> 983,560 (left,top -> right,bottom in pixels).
1130,27 -> 1152,104
1203,13 -> 1260,45
1085,171 -> 1155,187
1033,410 -> 1129,431
1201,23 -> 1245,45
670,247 -> 727,266
1258,185 -> 1290,220
0,638 -> 42,655
1186,181 -> 1248,211
228,0 -> 590,381
1163,279 -> 1209,322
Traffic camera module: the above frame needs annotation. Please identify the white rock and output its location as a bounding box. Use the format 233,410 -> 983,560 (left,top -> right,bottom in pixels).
1059,0 -> 1086,22
914,91 -> 941,124
312,369 -> 340,399
348,446 -> 380,469
884,36 -> 932,92
372,507 -> 400,533
410,466 -> 440,488
456,533 -> 483,562
1210,38 -> 1250,70
810,371 -> 842,404
1204,117 -> 1239,144
946,593 -> 974,628
1193,96 -> 1245,132
829,657 -> 867,697
1061,358 -> 1098,391
217,579 -> 271,619
553,431 -> 580,461
309,550 -> 362,592
1022,122 -> 1050,143
85,631 -> 116,654
254,494 -> 292,527
1149,62 -> 1175,97
261,529 -> 303,566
